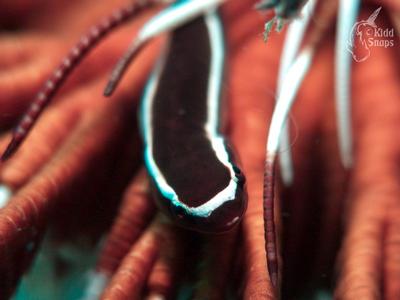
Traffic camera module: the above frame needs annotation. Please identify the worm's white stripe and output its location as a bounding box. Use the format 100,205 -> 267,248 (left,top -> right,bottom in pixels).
136,0 -> 225,45
277,0 -> 316,186
0,185 -> 12,209
204,11 -> 239,214
267,47 -> 314,156
335,0 -> 359,168
142,11 -> 238,218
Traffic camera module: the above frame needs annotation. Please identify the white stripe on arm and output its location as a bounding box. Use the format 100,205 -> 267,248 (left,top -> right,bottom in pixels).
335,0 -> 360,168
277,0 -> 316,186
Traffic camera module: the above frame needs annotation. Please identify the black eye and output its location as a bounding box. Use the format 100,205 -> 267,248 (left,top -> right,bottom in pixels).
170,204 -> 186,219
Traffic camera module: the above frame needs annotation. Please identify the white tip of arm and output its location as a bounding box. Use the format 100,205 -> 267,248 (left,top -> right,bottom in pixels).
335,0 -> 360,169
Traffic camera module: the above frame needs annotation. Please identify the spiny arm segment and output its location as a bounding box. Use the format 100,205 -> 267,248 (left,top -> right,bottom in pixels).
264,46 -> 315,288
335,0 -> 360,169
259,0 -> 317,288
263,155 -> 278,287
0,0 -> 160,162
104,0 -> 226,96
262,0 -> 349,288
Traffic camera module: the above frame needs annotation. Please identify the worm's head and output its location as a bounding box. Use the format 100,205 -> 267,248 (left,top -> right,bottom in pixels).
170,165 -> 246,234
152,163 -> 247,234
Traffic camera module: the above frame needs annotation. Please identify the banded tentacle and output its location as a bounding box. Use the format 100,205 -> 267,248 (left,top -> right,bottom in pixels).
1,0 -> 160,161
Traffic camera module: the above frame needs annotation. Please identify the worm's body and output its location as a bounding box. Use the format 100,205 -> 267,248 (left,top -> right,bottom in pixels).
141,11 -> 247,233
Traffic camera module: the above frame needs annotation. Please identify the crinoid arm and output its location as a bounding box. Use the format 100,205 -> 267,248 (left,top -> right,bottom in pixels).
335,0 -> 360,168
276,0 -> 316,186
264,46 -> 314,289
0,1 -> 158,161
